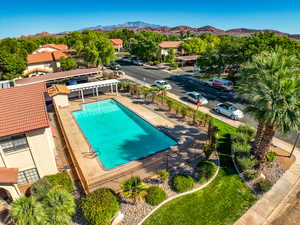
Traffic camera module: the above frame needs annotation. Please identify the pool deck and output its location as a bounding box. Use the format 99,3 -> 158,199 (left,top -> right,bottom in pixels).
54,95 -> 178,193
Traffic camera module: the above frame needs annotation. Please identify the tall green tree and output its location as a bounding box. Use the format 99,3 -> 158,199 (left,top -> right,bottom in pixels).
0,50 -> 26,80
166,48 -> 176,63
239,50 -> 300,162
129,38 -> 159,61
182,37 -> 206,55
60,57 -> 78,71
11,197 -> 47,225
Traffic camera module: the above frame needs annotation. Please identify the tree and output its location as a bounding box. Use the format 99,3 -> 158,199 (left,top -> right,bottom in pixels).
166,48 -> 176,63
60,57 -> 78,71
239,49 -> 300,162
11,197 -> 47,225
42,188 -> 76,225
182,37 -> 206,55
0,50 -> 26,80
121,177 -> 148,201
129,38 -> 159,61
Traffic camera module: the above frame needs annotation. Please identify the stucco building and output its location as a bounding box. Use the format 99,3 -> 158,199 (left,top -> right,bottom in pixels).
0,83 -> 58,200
158,41 -> 182,56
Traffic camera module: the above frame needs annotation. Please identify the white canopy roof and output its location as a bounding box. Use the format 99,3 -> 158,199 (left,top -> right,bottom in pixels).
67,79 -> 119,92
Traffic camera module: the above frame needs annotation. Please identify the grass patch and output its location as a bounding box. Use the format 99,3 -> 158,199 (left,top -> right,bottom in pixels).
142,120 -> 257,225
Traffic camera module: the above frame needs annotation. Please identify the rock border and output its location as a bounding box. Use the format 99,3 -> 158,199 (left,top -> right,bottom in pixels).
137,151 -> 220,225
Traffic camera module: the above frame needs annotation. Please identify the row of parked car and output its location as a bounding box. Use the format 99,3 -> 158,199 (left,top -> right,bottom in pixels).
152,79 -> 244,120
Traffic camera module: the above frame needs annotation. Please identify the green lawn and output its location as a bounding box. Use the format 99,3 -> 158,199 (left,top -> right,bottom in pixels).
142,120 -> 257,225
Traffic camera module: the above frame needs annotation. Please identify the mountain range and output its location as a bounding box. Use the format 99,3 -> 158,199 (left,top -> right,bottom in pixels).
78,21 -> 300,40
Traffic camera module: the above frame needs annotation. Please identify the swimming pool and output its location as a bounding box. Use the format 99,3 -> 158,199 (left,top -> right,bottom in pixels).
72,99 -> 177,169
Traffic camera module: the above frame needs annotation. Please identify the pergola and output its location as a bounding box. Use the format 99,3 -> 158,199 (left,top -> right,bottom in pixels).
67,79 -> 120,102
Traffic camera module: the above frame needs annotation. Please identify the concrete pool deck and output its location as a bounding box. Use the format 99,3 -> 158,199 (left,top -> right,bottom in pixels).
54,95 -> 178,193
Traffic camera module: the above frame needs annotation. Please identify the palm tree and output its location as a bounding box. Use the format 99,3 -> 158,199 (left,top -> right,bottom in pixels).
121,177 -> 148,202
239,50 -> 300,162
11,197 -> 47,225
42,188 -> 76,225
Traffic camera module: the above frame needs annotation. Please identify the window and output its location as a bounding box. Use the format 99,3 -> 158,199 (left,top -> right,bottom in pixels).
0,134 -> 29,154
18,168 -> 40,185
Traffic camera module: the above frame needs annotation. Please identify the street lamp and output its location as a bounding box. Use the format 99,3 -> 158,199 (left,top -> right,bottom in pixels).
290,133 -> 300,158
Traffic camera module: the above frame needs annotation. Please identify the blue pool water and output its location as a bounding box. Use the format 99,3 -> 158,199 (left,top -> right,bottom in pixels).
72,99 -> 177,169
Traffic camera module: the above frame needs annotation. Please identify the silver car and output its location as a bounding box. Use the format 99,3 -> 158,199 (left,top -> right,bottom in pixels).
214,103 -> 244,120
153,80 -> 172,89
186,92 -> 208,105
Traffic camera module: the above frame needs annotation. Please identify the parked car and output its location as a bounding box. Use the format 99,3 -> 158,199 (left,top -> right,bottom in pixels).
214,103 -> 244,120
132,59 -> 144,66
114,70 -> 125,77
109,63 -> 121,70
200,78 -> 233,91
153,80 -> 172,89
186,92 -> 208,105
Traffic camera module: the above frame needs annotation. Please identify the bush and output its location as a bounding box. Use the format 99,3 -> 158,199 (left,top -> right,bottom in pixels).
172,175 -> 195,193
236,156 -> 256,171
231,132 -> 249,144
244,170 -> 259,180
257,180 -> 272,193
265,152 -> 277,162
169,63 -> 178,70
232,142 -> 251,158
237,125 -> 256,141
158,169 -> 169,181
203,144 -> 214,160
44,173 -> 73,193
196,160 -> 217,183
81,188 -> 119,225
145,186 -> 167,206
30,178 -> 53,199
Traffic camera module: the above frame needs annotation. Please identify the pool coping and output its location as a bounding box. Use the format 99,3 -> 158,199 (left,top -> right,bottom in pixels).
54,95 -> 180,193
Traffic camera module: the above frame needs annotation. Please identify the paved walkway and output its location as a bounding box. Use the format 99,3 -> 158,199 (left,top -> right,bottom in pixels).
124,75 -> 300,225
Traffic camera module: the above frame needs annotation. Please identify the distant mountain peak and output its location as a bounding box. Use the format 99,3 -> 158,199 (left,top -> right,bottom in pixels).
82,21 -> 161,31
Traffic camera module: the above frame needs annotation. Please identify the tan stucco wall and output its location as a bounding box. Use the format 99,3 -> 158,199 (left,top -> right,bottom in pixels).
3,149 -> 35,170
27,127 -> 58,177
0,184 -> 20,200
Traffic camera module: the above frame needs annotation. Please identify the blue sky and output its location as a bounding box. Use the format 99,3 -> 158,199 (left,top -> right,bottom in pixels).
1,0 -> 300,38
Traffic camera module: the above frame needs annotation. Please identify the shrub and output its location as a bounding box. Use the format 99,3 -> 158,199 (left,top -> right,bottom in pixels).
169,63 -> 178,70
265,152 -> 277,162
257,180 -> 272,193
145,186 -> 167,206
44,172 -> 73,193
244,170 -> 259,180
30,178 -> 53,200
172,175 -> 195,193
237,125 -> 256,141
232,142 -> 251,158
236,156 -> 256,171
231,132 -> 249,144
181,108 -> 188,118
121,177 -> 147,201
196,160 -> 217,184
81,188 -> 119,225
158,169 -> 169,181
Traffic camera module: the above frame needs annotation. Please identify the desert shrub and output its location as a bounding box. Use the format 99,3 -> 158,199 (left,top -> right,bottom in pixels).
158,169 -> 169,181
81,188 -> 119,225
44,172 -> 73,193
166,99 -> 174,111
231,132 -> 249,144
169,63 -> 178,70
172,175 -> 195,193
257,180 -> 272,193
152,60 -> 160,65
237,125 -> 256,141
30,179 -> 53,199
181,108 -> 188,118
196,160 -> 217,183
244,170 -> 259,180
121,177 -> 147,201
236,156 -> 256,171
145,186 -> 167,206
203,144 -> 214,160
265,152 -> 277,162
232,142 -> 251,158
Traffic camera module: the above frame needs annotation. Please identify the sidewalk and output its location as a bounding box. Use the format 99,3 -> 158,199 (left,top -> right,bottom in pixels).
124,74 -> 300,225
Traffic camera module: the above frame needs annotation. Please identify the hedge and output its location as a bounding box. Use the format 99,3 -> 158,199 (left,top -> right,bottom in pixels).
172,175 -> 195,193
196,160 -> 217,184
81,188 -> 120,225
44,172 -> 73,193
145,186 -> 167,206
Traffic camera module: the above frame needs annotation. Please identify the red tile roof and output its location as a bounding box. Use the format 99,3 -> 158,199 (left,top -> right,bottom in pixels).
27,51 -> 70,65
15,68 -> 103,86
0,168 -> 19,184
41,44 -> 68,51
0,83 -> 49,137
110,39 -> 123,45
159,41 -> 181,48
